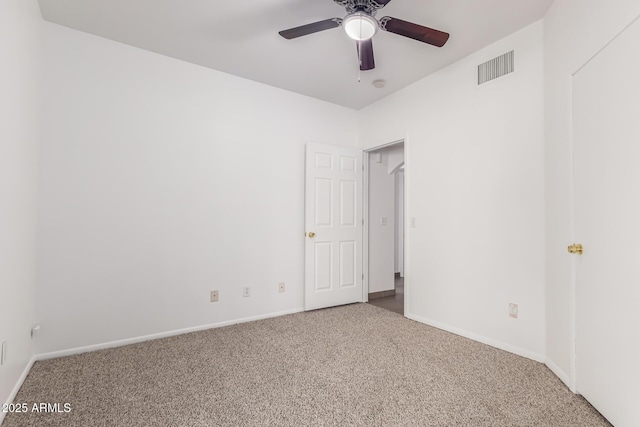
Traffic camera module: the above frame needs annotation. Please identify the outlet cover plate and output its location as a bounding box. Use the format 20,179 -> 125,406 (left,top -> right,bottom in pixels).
509,303 -> 518,318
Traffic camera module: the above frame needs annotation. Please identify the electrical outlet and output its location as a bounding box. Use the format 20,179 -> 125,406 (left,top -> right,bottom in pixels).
509,303 -> 518,319
380,217 -> 388,226
210,290 -> 219,302
243,287 -> 251,297
1,341 -> 7,366
278,282 -> 285,293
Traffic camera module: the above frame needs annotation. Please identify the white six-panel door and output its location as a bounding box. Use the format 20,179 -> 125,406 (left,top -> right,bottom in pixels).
572,16 -> 640,427
305,143 -> 363,311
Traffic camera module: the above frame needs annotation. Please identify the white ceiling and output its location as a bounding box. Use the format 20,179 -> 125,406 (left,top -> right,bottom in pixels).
37,0 -> 554,110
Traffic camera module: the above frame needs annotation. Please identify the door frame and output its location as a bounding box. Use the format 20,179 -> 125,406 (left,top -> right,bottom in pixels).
362,139 -> 407,311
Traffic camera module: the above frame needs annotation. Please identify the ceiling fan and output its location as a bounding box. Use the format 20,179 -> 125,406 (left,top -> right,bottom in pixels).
278,0 -> 449,71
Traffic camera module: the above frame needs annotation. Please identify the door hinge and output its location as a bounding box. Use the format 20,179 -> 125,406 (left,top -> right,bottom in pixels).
362,273 -> 364,280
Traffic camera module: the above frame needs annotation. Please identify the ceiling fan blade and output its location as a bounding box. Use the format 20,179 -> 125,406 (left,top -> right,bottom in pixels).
279,18 -> 342,40
373,0 -> 393,6
380,17 -> 449,47
357,39 -> 375,71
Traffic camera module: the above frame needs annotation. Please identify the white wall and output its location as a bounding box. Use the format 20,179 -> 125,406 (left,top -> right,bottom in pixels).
0,0 -> 41,414
36,23 -> 358,355
544,0 -> 640,386
385,144 -> 404,174
368,151 -> 397,294
359,21 -> 545,359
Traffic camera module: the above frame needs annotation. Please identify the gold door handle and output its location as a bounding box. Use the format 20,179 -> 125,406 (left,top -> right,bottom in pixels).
568,243 -> 583,255
307,232 -> 316,238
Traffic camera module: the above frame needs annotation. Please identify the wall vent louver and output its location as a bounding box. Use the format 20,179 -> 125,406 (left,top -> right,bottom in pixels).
478,50 -> 514,85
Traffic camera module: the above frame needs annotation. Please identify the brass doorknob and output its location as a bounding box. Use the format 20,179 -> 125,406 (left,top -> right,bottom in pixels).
568,243 -> 583,255
308,232 -> 316,238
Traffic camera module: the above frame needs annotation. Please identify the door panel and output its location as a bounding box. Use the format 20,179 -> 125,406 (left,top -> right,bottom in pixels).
339,241 -> 356,287
340,180 -> 356,226
305,143 -> 363,310
573,17 -> 640,427
314,242 -> 333,291
315,178 -> 332,226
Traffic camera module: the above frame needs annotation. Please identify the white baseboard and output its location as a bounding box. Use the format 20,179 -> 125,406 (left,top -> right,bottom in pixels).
405,312 -> 546,363
545,357 -> 574,392
1,355 -> 36,426
36,308 -> 304,361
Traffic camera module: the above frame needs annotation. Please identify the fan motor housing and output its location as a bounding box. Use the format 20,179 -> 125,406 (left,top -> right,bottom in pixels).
334,0 -> 387,15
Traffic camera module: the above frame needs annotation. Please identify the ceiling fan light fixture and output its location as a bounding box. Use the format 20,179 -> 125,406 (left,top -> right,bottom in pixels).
343,12 -> 378,41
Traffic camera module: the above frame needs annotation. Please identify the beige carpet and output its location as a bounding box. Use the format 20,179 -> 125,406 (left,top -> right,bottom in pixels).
4,303 -> 610,426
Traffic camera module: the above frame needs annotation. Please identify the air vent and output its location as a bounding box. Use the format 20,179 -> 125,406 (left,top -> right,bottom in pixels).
478,50 -> 514,85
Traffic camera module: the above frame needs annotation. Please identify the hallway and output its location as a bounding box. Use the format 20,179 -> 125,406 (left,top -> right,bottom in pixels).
367,275 -> 404,315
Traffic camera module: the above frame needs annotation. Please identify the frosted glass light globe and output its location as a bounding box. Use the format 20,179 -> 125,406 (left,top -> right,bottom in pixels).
343,13 -> 378,41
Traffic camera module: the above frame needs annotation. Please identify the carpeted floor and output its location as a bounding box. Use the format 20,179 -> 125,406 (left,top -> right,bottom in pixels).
4,303 -> 610,426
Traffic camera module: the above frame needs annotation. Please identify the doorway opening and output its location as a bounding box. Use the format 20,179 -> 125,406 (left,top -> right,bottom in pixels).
364,141 -> 405,315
